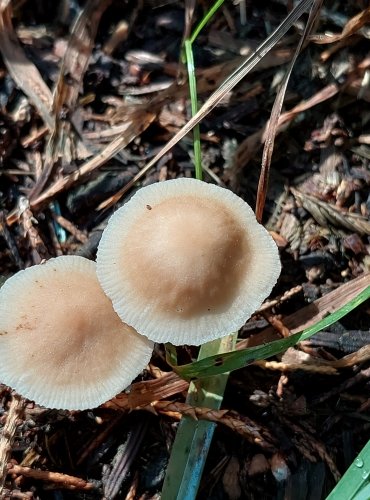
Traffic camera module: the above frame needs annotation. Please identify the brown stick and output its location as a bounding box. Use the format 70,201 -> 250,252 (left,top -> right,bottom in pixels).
7,465 -> 96,491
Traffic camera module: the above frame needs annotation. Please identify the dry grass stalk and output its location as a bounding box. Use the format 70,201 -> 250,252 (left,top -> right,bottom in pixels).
0,394 -> 26,495
235,55 -> 370,176
94,1 -> 313,210
255,0 -> 324,222
253,359 -> 338,375
29,0 -> 113,200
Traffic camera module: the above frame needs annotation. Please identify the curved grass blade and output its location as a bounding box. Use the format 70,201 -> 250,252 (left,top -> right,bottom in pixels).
326,440 -> 370,500
173,286 -> 370,380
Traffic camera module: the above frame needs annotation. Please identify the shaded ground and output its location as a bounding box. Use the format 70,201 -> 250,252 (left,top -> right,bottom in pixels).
0,1 -> 370,498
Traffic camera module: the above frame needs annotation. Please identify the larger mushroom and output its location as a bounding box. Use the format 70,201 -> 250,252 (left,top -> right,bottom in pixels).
97,178 -> 281,346
0,256 -> 153,410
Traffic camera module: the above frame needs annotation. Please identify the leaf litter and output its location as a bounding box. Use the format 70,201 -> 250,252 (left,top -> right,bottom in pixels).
0,1 -> 370,499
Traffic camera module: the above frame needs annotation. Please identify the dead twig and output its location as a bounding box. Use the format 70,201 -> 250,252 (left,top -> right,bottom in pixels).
7,465 -> 96,491
0,394 -> 25,495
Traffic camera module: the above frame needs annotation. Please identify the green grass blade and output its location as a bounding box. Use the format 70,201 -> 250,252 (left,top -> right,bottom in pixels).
190,0 -> 225,44
173,286 -> 370,380
162,4 -> 236,498
326,440 -> 370,500
162,334 -> 237,500
184,40 -> 202,181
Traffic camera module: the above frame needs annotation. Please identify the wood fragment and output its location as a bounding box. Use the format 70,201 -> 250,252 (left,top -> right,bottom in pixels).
313,366 -> 370,405
0,212 -> 23,269
77,414 -> 123,466
277,413 -> 340,481
105,371 -> 189,411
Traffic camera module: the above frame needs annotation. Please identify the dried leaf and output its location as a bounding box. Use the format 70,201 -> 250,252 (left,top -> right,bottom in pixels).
0,0 -> 53,128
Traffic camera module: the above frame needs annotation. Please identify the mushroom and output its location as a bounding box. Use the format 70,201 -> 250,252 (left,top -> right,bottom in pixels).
97,178 -> 281,346
0,256 -> 153,410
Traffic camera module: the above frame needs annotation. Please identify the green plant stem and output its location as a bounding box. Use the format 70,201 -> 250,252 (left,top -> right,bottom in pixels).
184,40 -> 202,180
190,0 -> 225,44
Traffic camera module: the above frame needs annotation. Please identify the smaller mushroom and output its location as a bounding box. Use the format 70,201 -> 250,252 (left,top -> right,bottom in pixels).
97,178 -> 281,346
0,256 -> 153,410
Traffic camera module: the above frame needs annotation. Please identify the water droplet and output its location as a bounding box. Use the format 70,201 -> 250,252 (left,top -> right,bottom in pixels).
355,457 -> 364,468
362,470 -> 369,480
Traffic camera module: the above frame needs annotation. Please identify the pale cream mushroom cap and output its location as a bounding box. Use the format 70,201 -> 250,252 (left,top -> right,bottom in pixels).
0,256 -> 153,410
97,178 -> 281,346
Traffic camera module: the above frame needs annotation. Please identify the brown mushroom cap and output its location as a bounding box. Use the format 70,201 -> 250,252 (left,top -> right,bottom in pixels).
0,256 -> 153,410
97,178 -> 281,345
